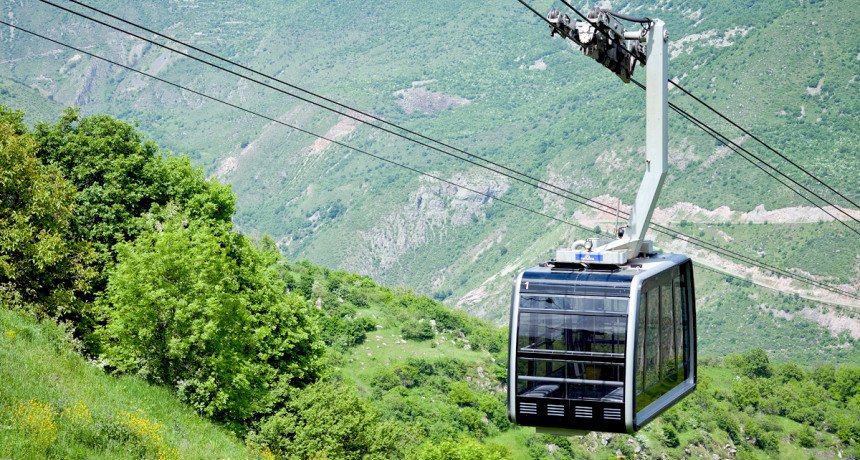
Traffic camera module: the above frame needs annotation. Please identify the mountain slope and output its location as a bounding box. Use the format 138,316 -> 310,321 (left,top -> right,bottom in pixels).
2,0 -> 858,355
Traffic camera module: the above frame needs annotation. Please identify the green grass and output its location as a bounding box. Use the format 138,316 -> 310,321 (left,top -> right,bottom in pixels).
0,307 -> 259,459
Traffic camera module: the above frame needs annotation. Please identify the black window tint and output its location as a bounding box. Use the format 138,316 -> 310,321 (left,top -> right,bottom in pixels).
515,295 -> 628,403
517,312 -> 626,354
520,295 -> 627,313
644,288 -> 660,391
636,266 -> 694,413
673,275 -> 685,379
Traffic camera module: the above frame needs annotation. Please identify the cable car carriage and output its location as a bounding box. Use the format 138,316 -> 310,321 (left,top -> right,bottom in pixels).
508,253 -> 696,434
508,9 -> 696,434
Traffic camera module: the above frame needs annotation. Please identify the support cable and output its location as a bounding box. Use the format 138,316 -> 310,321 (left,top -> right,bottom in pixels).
0,20 -> 600,238
518,0 -> 860,230
22,6 -> 860,299
554,0 -> 860,225
628,79 -> 860,237
670,79 -> 860,212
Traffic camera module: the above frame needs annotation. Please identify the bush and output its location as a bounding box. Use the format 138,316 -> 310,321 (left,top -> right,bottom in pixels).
448,381 -> 477,406
415,436 -> 507,460
756,431 -> 780,453
100,216 -> 323,424
662,424 -> 680,448
251,382 -> 419,459
401,319 -> 434,341
795,425 -> 817,448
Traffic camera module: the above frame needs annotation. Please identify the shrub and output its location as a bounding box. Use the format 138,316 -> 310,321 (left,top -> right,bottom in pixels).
662,424 -> 680,448
401,319 -> 434,341
415,436 -> 507,460
795,425 -> 816,448
100,216 -> 323,424
250,382 -> 419,459
756,431 -> 780,453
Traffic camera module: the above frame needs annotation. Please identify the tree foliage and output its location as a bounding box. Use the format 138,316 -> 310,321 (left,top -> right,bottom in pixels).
32,108 -> 234,287
0,107 -> 95,315
725,348 -> 773,379
101,215 -> 323,424
250,382 -> 419,459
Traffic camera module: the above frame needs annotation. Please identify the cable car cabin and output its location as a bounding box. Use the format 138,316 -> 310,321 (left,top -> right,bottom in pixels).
507,254 -> 696,434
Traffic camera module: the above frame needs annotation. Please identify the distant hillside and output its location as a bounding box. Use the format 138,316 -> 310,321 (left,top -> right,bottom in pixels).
2,0 -> 858,359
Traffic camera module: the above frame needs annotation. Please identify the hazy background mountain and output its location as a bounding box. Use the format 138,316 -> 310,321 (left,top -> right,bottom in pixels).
2,0 -> 858,363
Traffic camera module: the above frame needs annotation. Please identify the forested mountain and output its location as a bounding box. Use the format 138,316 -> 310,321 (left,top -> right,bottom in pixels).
1,0 -> 859,457
2,2 -> 857,361
1,107 -> 859,458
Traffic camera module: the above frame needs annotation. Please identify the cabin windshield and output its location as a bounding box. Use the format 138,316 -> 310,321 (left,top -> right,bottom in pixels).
515,294 -> 628,402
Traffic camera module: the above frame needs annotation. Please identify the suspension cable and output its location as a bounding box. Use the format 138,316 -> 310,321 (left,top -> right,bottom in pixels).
554,0 -> 860,225
21,5 -> 860,300
0,19 -> 599,238
518,0 -> 860,230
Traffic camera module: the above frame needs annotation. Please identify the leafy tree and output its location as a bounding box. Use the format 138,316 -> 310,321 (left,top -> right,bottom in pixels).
811,363 -> 836,389
832,366 -> 860,402
100,215 -> 323,424
32,109 -> 234,290
775,362 -> 806,383
0,107 -> 96,316
251,382 -> 419,459
401,319 -> 435,340
725,348 -> 772,378
415,436 -> 507,460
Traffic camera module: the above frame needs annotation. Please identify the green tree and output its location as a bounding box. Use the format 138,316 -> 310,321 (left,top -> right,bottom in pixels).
776,362 -> 806,383
33,109 -> 234,289
812,363 -> 836,389
832,366 -> 860,402
725,348 -> 772,379
100,215 -> 323,424
251,382 -> 419,459
0,107 -> 96,315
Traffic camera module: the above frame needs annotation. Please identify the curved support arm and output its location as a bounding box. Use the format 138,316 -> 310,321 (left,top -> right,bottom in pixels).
603,20 -> 668,256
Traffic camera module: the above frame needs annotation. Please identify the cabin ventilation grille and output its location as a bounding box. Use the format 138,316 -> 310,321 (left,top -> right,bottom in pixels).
547,404 -> 565,417
519,402 -> 537,415
604,408 -> 622,420
574,406 -> 593,418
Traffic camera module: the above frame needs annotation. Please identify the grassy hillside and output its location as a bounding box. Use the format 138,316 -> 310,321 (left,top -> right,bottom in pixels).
0,306 -> 257,459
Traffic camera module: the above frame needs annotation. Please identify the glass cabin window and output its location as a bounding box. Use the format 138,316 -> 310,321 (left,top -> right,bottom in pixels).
520,294 -> 627,313
515,358 -> 624,402
635,266 -> 692,412
660,285 -> 676,380
517,312 -> 626,354
516,294 -> 627,403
